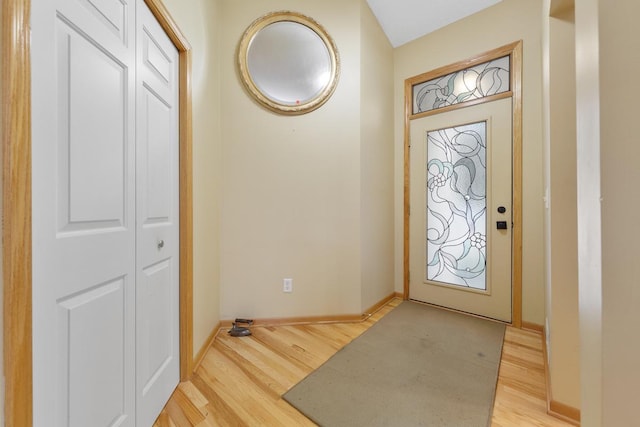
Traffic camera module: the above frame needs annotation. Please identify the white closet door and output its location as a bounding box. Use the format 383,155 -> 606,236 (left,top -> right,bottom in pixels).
33,0 -> 180,425
135,2 -> 180,426
31,0 -> 137,426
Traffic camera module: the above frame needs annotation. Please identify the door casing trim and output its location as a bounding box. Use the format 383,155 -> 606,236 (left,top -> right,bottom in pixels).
403,40 -> 523,327
1,1 -> 194,425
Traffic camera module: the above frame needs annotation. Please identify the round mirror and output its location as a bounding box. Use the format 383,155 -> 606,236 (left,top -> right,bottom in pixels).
238,11 -> 340,115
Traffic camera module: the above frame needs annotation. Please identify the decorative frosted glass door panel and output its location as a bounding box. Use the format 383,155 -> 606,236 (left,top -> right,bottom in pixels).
410,98 -> 512,322
426,122 -> 487,290
412,55 -> 510,114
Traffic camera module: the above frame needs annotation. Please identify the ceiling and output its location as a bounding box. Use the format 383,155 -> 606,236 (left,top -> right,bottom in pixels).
366,0 -> 503,47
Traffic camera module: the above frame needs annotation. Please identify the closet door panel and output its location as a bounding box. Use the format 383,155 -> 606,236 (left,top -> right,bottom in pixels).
31,0 -> 136,426
57,21 -> 128,232
139,260 -> 175,390
135,2 -> 181,426
77,0 -> 128,42
140,88 -> 173,223
58,278 -> 129,427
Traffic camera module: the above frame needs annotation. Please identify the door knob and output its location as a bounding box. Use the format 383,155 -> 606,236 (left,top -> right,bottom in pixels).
496,221 -> 508,230
497,206 -> 506,214
157,240 -> 165,249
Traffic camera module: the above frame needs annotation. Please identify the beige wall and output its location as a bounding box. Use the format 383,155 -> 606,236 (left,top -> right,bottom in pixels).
545,3 -> 581,409
597,0 -> 640,424
393,0 -> 546,324
218,0 -> 394,319
574,0 -> 640,424
160,0 -> 223,357
220,0 -> 361,319
359,1 -> 395,310
575,0 -> 602,424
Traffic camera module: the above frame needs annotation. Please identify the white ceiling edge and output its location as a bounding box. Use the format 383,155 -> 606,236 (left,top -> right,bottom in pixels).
366,0 -> 503,48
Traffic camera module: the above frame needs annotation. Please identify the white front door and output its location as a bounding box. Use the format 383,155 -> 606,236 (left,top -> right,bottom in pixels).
135,2 -> 180,425
409,98 -> 513,322
31,0 -> 179,425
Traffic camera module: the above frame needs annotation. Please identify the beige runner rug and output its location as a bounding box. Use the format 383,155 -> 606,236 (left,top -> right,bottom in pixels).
283,301 -> 505,426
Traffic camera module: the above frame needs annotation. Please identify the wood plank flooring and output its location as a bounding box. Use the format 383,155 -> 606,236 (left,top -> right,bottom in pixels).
154,299 -> 575,426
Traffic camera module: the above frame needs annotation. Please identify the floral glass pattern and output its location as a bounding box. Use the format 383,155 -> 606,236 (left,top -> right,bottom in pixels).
413,56 -> 509,114
426,121 -> 487,290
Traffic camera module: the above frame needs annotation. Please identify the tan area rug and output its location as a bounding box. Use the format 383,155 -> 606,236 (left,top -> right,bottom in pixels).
283,301 -> 505,426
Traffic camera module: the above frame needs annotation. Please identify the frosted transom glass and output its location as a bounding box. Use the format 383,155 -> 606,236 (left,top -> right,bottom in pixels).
413,55 -> 509,114
426,121 -> 487,290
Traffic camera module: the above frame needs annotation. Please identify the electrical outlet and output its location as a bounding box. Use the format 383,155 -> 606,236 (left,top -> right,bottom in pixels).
283,278 -> 293,293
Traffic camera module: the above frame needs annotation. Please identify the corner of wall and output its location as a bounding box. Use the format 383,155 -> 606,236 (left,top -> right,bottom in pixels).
546,3 -> 581,410
161,0 -> 223,359
359,0 -> 395,310
575,0 -> 602,422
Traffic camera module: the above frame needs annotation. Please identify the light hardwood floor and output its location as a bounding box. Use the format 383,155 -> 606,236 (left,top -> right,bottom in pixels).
154,299 -> 575,426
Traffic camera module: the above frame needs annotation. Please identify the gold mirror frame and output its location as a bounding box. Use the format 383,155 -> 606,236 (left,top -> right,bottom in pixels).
238,11 -> 340,115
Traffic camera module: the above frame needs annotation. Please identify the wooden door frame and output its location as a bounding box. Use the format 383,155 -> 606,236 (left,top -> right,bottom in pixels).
1,1 -> 194,425
403,41 -> 523,327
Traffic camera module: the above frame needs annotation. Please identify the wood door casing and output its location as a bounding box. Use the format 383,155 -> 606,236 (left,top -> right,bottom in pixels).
1,1 -> 194,426
403,41 -> 523,326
